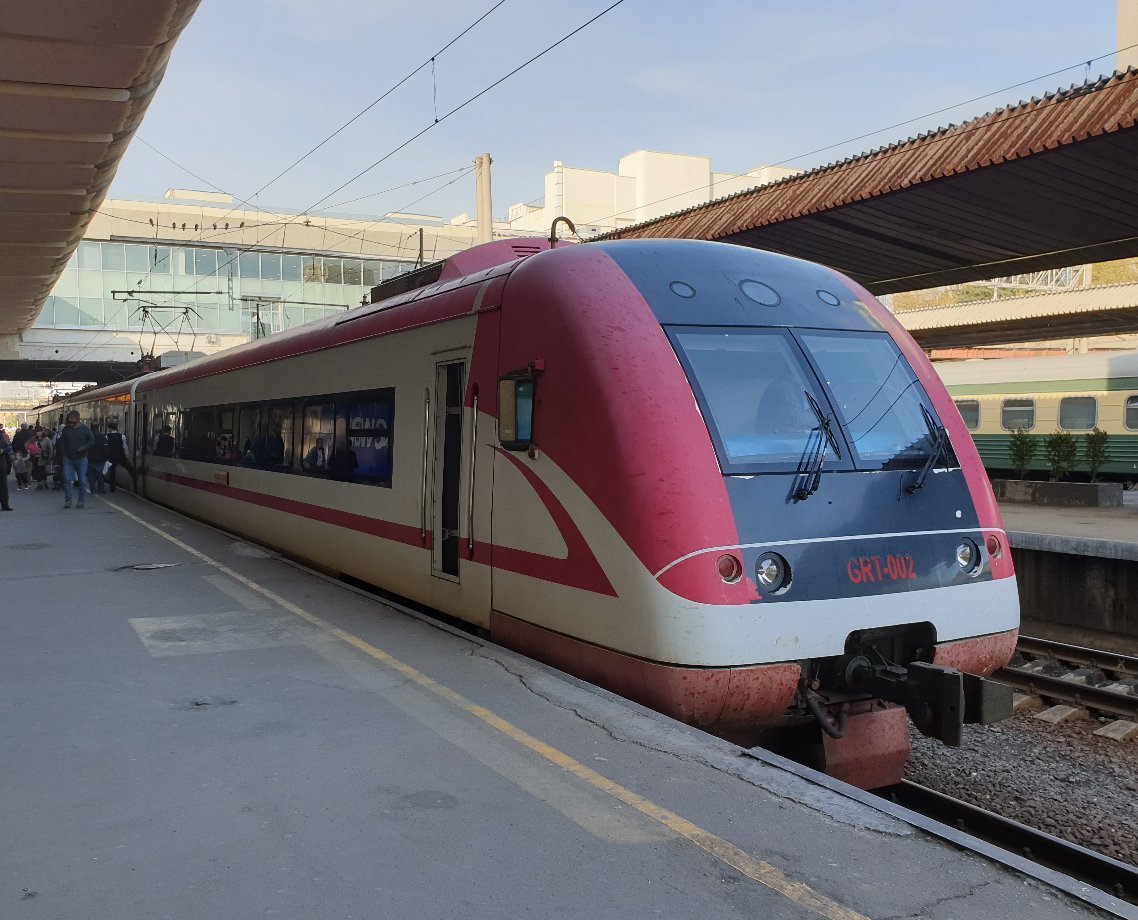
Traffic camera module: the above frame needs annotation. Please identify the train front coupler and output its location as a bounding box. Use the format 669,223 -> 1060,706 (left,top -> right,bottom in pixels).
837,655 -> 1012,746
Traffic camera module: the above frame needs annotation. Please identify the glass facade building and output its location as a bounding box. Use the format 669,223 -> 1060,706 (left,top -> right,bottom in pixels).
38,240 -> 416,339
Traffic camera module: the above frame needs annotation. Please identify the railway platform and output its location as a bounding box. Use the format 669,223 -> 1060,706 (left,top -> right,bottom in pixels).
1,489 -> 1132,919
999,492 -> 1138,656
999,490 -> 1138,560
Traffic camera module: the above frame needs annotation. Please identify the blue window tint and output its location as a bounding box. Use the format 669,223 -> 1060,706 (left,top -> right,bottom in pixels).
671,328 -> 833,470
515,380 -> 534,441
346,394 -> 394,483
239,252 -> 260,279
194,249 -> 218,276
799,331 -> 944,470
261,253 -> 282,281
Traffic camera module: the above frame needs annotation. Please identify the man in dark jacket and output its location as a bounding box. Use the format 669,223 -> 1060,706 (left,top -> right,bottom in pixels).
86,425 -> 108,495
104,420 -> 135,492
57,410 -> 95,509
0,426 -> 11,511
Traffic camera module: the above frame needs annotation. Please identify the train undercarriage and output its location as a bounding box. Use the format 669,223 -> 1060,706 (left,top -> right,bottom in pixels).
749,625 -> 1015,789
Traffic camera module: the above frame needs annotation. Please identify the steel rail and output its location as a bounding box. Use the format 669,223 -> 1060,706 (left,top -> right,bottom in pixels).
995,667 -> 1138,720
1017,635 -> 1138,681
878,780 -> 1138,907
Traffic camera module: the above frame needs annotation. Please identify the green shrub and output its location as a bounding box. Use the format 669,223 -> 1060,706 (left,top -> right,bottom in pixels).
1008,429 -> 1037,480
1043,431 -> 1078,481
1083,427 -> 1110,483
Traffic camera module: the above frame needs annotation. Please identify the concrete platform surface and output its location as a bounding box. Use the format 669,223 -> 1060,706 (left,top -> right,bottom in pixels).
0,488 -> 1128,919
999,490 -> 1138,559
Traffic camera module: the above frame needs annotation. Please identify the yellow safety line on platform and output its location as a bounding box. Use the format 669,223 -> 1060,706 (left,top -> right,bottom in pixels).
108,499 -> 869,920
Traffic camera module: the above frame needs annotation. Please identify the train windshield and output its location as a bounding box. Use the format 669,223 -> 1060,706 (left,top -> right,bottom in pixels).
669,327 -> 951,474
668,328 -> 851,472
797,330 -> 950,471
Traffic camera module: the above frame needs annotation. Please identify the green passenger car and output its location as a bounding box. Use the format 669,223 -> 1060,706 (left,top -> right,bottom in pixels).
935,351 -> 1138,480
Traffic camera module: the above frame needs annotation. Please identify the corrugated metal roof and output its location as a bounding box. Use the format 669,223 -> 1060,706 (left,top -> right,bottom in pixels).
897,282 -> 1138,348
600,70 -> 1138,296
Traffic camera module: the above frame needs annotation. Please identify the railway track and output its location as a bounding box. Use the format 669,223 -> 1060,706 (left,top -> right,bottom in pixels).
997,635 -> 1138,722
878,780 -> 1138,908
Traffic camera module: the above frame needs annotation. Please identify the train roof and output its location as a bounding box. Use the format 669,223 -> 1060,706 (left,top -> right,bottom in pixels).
934,349 -> 1138,386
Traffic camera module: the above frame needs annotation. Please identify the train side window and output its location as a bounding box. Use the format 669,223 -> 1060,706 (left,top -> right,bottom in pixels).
1058,396 -> 1096,431
238,405 -> 261,466
954,399 -> 980,431
217,407 -> 235,463
1126,395 -> 1138,431
152,409 -> 177,456
1000,399 -> 1035,431
497,376 -> 534,451
260,404 -> 294,470
301,402 -> 335,474
181,406 -> 217,461
341,390 -> 394,485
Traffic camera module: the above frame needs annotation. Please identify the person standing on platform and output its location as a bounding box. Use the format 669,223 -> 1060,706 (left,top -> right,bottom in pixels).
29,427 -> 49,490
0,428 -> 11,511
58,411 -> 94,509
86,424 -> 108,495
104,421 -> 135,492
11,422 -> 31,455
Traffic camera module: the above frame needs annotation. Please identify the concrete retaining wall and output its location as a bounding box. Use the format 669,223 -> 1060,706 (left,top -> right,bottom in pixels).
1011,547 -> 1137,638
993,480 -> 1123,507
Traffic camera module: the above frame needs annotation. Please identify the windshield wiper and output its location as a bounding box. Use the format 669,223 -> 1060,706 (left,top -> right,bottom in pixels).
905,405 -> 949,494
794,391 -> 840,500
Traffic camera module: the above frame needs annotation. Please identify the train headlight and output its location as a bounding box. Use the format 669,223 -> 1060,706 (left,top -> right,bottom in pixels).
755,552 -> 791,594
954,539 -> 982,577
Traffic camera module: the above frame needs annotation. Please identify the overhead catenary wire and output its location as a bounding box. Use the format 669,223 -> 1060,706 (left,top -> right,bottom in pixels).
301,0 -> 628,215
62,164 -> 479,368
112,0 -> 510,303
100,0 -> 629,326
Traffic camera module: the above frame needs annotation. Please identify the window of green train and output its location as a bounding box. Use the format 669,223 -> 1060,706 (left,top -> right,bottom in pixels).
954,399 -> 980,431
1125,395 -> 1138,430
302,403 -> 335,473
1058,396 -> 1097,431
1001,399 -> 1035,431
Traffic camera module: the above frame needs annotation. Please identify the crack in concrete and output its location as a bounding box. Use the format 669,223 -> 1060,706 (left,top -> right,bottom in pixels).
468,645 -> 911,836
876,879 -> 1000,920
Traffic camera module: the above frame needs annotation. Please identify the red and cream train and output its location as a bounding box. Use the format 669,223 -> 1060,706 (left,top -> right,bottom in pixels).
48,237 -> 1019,789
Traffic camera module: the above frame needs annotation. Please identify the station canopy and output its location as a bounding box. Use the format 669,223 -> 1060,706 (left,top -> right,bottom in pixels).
0,0 -> 200,338
600,69 -> 1138,298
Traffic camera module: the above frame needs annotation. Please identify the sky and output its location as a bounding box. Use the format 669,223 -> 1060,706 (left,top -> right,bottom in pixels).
107,0 -> 1121,225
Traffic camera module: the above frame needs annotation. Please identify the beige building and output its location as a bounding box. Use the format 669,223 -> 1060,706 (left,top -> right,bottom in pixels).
507,151 -> 797,236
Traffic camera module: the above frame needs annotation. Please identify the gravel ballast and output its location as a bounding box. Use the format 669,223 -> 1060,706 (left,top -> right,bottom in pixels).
905,704 -> 1138,866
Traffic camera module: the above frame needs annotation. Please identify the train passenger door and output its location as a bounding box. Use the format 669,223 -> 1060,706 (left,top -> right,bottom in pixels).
135,403 -> 148,496
431,360 -> 466,580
